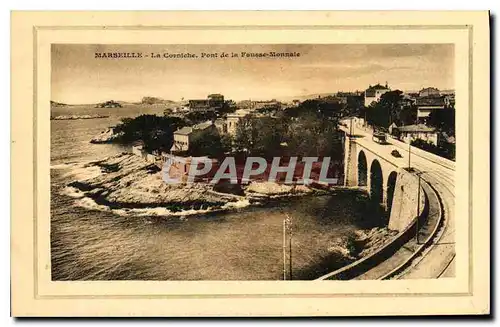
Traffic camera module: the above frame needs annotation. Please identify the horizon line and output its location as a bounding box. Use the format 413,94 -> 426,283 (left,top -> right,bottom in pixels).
51,87 -> 456,106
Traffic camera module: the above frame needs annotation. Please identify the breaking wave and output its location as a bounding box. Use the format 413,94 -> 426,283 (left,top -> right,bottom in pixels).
60,186 -> 85,198
71,195 -> 252,218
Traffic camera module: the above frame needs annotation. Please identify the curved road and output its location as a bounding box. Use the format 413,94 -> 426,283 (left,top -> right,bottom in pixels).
343,122 -> 455,279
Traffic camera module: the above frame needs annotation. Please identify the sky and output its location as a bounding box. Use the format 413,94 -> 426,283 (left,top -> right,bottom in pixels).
51,44 -> 454,104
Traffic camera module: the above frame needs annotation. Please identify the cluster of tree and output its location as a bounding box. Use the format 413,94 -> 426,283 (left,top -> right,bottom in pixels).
113,114 -> 186,152
233,111 -> 343,160
283,99 -> 343,121
411,139 -> 456,161
184,111 -> 219,125
286,113 -> 343,159
365,90 -> 416,128
218,100 -> 237,115
182,99 -> 345,160
233,116 -> 288,158
188,129 -> 233,158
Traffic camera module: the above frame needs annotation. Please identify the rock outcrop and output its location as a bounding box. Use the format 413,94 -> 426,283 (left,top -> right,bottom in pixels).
90,128 -> 124,144
51,114 -> 109,120
65,153 -> 322,215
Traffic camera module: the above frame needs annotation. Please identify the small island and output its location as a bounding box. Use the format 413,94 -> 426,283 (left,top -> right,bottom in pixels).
95,100 -> 123,108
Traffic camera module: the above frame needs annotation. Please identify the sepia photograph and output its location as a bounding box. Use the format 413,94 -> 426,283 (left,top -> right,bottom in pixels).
10,11 -> 489,317
50,43 -> 455,281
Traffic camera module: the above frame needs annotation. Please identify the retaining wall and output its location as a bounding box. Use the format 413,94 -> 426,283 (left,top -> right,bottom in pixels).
388,170 -> 426,231
317,178 -> 430,281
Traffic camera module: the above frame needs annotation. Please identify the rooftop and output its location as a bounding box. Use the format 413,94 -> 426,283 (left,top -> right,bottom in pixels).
420,87 -> 440,91
192,120 -> 214,130
227,109 -> 251,118
174,126 -> 194,135
397,124 -> 436,133
174,121 -> 214,135
416,96 -> 446,107
366,83 -> 390,91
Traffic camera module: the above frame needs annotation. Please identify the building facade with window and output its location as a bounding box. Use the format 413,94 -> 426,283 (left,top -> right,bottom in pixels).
395,124 -> 439,145
364,83 -> 390,107
170,121 -> 215,152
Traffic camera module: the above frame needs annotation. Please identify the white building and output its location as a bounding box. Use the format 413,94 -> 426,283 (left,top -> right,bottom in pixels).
225,109 -> 250,136
364,83 -> 390,107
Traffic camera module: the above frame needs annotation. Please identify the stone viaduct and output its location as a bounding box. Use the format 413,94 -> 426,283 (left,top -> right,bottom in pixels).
342,132 -> 425,231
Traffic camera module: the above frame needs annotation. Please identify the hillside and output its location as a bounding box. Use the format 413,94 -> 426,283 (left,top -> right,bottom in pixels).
50,100 -> 68,107
140,97 -> 176,105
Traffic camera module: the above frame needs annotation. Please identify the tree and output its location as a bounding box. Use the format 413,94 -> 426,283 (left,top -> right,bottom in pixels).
399,106 -> 418,126
285,99 -> 342,121
233,115 -> 259,154
366,101 -> 389,128
113,114 -> 185,152
378,90 -> 404,125
428,108 -> 455,136
220,134 -> 234,153
189,128 -> 225,158
185,111 -> 218,125
217,100 -> 237,115
285,113 -> 342,158
233,116 -> 287,157
366,90 -> 417,128
411,139 -> 455,161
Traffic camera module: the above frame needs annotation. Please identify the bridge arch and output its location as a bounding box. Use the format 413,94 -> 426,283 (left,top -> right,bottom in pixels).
358,150 -> 368,186
386,171 -> 398,214
370,159 -> 384,204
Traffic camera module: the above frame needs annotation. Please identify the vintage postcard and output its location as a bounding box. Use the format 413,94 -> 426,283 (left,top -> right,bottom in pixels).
11,11 -> 490,316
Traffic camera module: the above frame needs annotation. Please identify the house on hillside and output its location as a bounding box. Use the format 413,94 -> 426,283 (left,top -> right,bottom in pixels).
188,94 -> 225,112
188,99 -> 211,111
226,109 -> 251,136
207,94 -> 225,109
415,96 -> 447,124
418,87 -> 441,98
170,121 -> 216,153
364,83 -> 390,107
214,118 -> 228,135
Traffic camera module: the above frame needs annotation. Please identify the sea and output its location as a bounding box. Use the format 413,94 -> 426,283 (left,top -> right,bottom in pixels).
50,104 -> 371,280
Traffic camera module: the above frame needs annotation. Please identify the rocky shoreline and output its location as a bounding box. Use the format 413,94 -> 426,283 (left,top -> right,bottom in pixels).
62,153 -> 331,216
